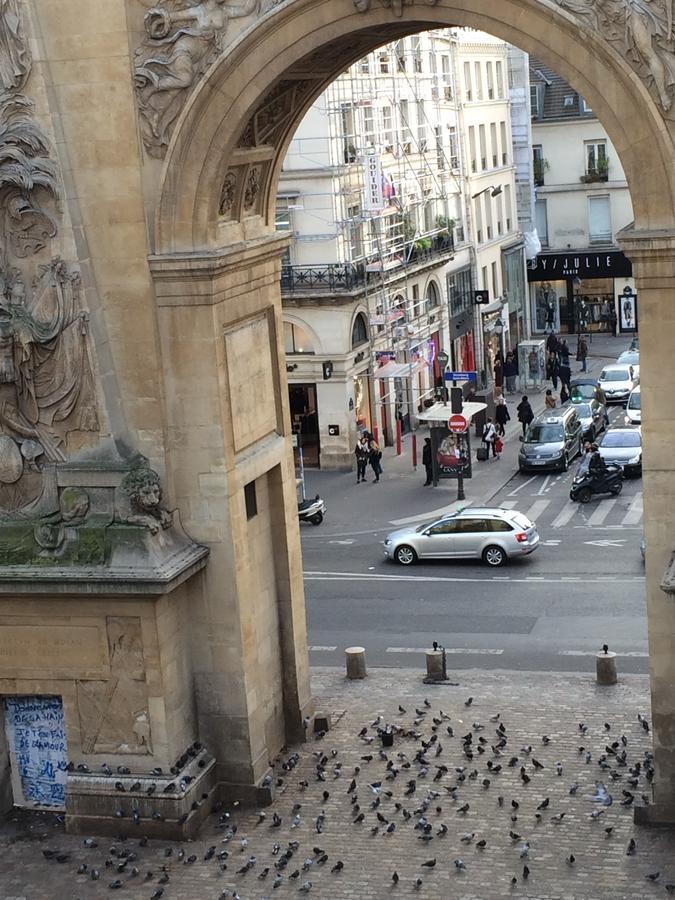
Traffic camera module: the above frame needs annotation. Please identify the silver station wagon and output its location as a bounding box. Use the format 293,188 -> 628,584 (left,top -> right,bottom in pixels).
383,507 -> 540,568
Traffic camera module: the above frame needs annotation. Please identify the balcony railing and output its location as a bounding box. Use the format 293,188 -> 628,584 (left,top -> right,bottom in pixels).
281,233 -> 455,293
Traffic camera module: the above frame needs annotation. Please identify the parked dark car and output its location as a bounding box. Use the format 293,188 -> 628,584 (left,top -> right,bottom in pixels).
596,426 -> 642,477
518,406 -> 583,473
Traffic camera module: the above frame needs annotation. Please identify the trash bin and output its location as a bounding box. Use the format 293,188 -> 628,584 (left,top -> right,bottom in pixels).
381,726 -> 394,747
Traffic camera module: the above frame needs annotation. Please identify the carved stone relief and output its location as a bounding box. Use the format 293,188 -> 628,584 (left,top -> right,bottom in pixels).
77,616 -> 151,755
218,169 -> 238,217
353,0 -> 438,13
134,0 -> 261,156
0,0 -> 30,91
243,163 -> 262,212
121,464 -> 173,534
237,79 -> 314,150
553,0 -> 675,115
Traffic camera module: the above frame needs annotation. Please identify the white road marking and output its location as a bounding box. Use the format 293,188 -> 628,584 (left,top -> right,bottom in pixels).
536,475 -> 551,496
386,647 -> 504,655
507,475 -> 538,496
559,649 -> 648,657
622,492 -> 644,526
524,500 -> 550,522
499,500 -> 518,509
303,570 -> 644,584
551,501 -> 579,529
585,539 -> 626,548
329,540 -> 355,545
587,499 -> 617,526
309,645 -> 338,652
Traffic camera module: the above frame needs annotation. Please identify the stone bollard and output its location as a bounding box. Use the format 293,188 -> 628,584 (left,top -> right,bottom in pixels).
426,649 -> 445,681
596,649 -> 617,685
345,646 -> 367,679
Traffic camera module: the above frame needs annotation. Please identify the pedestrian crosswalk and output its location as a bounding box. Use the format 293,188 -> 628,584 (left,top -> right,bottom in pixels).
514,491 -> 644,530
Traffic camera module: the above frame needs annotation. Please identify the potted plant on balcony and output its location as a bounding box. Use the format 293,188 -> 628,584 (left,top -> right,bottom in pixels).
581,157 -> 609,183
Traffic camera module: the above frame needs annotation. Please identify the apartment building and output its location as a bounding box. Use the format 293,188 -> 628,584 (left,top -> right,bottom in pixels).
278,30 -> 528,469
528,58 -> 635,335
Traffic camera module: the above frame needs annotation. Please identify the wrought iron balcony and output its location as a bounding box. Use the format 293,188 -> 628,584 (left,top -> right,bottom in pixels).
280,233 -> 454,294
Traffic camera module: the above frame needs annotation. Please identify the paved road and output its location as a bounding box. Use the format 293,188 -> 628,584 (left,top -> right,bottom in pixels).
301,399 -> 647,673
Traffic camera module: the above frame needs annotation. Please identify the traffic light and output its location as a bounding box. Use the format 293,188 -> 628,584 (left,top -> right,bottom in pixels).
322,360 -> 333,380
450,387 -> 463,414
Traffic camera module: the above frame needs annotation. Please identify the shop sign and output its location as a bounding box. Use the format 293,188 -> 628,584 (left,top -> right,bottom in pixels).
527,251 -> 632,280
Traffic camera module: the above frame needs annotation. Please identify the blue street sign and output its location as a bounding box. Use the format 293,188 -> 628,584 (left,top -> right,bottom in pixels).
444,371 -> 477,381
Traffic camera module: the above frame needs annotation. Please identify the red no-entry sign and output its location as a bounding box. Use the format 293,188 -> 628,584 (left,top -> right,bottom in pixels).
448,414 -> 468,433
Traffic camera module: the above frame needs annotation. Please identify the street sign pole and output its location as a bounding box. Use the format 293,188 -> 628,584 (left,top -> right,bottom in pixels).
457,470 -> 465,502
437,350 -> 449,405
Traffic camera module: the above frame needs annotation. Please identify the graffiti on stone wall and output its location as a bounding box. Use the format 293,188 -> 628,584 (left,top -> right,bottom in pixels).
553,0 -> 675,114
134,0 -> 261,156
4,695 -> 68,807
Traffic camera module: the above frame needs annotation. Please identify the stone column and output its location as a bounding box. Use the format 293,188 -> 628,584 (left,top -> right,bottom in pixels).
150,233 -> 313,799
619,227 -> 675,823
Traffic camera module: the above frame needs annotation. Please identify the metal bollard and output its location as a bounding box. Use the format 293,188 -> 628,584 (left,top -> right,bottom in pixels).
596,644 -> 617,685
345,646 -> 367,679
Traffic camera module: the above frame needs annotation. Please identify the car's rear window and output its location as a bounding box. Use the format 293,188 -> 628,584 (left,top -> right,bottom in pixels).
601,432 -> 641,448
628,392 -> 641,410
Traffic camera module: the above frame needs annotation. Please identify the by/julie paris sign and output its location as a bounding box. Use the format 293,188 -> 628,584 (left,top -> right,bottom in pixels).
527,251 -> 632,281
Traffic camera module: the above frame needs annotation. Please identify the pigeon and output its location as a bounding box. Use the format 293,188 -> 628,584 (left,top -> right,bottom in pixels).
392,871 -> 399,884
645,872 -> 660,882
454,859 -> 466,870
299,880 -> 312,893
421,859 -> 436,868
626,838 -> 637,855
464,697 -> 474,707
331,861 -> 344,873
567,854 -> 576,865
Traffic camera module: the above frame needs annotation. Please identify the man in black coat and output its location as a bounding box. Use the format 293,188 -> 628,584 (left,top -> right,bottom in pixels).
517,395 -> 534,438
422,437 -> 433,486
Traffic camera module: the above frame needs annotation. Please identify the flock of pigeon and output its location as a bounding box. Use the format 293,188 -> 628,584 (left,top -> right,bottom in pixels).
19,693 -> 675,898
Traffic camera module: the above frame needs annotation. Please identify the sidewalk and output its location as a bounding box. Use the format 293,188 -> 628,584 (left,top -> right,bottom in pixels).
3,666 -> 672,900
307,333 -> 627,530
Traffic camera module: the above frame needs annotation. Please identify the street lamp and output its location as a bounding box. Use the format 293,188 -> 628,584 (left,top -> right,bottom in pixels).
471,185 -> 503,199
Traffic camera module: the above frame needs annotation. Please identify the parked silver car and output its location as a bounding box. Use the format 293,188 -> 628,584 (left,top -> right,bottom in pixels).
597,364 -> 638,404
597,426 -> 642,477
383,507 -> 540,567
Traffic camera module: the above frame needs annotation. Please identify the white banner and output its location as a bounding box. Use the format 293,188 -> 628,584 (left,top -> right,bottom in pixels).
362,153 -> 383,212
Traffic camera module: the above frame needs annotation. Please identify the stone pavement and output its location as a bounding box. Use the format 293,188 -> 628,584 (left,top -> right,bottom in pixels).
2,665 -> 674,900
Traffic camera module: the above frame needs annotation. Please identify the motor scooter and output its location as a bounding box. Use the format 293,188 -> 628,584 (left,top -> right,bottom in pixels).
569,458 -> 623,503
298,494 -> 326,525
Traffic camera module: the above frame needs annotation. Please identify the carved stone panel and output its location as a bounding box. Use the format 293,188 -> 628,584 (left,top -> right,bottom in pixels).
237,79 -> 315,149
224,313 -> 278,451
134,0 -> 261,156
218,168 -> 240,219
0,0 -> 31,91
243,163 -> 263,214
553,0 -> 675,115
77,616 -> 151,755
353,0 -> 438,13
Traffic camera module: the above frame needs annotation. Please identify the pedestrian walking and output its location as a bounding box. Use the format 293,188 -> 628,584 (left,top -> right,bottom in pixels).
368,437 -> 382,483
494,435 -> 504,459
355,436 -> 369,483
495,395 -> 510,436
577,336 -> 588,372
503,351 -> 518,393
494,353 -> 503,390
559,339 -> 570,365
422,437 -> 433,486
546,332 -> 559,356
517,395 -> 534,438
546,351 -> 560,389
559,359 -> 571,394
545,389 -> 556,410
482,417 -> 498,458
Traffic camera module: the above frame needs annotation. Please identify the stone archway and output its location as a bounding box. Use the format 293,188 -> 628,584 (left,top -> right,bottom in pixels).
146,0 -> 675,822
5,0 -> 675,829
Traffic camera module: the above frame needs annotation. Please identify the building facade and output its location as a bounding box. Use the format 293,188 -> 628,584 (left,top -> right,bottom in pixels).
528,59 -> 636,335
278,29 -> 527,469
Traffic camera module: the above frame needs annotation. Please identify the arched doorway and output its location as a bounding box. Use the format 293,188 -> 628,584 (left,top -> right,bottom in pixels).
144,0 -> 675,819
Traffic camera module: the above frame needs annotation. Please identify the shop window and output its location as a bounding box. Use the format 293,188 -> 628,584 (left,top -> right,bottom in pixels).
351,313 -> 369,348
284,322 -> 315,354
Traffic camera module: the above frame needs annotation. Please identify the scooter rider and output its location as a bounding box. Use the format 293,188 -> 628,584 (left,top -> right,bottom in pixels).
588,443 -> 607,487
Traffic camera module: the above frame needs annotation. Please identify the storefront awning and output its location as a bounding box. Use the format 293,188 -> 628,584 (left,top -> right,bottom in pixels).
374,361 -> 427,379
417,401 -> 487,423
